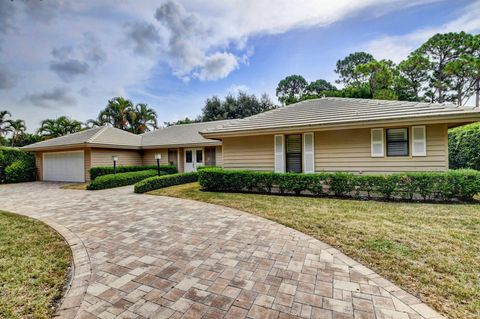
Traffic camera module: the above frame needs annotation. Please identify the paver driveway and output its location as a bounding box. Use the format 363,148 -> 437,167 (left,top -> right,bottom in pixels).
0,182 -> 445,319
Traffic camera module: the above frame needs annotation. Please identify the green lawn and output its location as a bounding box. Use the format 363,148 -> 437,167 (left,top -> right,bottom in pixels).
0,211 -> 72,319
60,183 -> 87,190
148,182 -> 480,319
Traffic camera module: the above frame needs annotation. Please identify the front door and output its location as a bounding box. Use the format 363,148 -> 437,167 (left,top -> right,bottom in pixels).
184,148 -> 203,172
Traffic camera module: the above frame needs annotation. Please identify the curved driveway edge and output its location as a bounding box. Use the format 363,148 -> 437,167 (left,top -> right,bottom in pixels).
43,219 -> 92,319
0,182 -> 445,319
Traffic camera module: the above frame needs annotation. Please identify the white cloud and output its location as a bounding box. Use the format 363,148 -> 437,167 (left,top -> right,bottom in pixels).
228,84 -> 250,94
151,0 -> 438,81
364,1 -> 480,62
0,0 -> 446,129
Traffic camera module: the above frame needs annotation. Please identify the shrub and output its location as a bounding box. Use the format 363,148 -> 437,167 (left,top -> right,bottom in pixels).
87,170 -> 161,190
329,172 -> 356,196
198,168 -> 480,202
134,172 -> 198,193
449,123 -> 480,170
0,147 -> 36,183
5,160 -> 36,183
197,166 -> 220,171
89,164 -> 177,180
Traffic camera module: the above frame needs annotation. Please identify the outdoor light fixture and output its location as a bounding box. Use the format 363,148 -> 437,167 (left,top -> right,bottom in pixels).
112,155 -> 118,175
154,153 -> 162,176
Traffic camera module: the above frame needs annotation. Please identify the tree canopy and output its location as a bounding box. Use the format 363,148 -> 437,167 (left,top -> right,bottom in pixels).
37,116 -> 83,139
87,97 -> 158,134
335,52 -> 375,85
202,92 -> 277,121
276,75 -> 308,105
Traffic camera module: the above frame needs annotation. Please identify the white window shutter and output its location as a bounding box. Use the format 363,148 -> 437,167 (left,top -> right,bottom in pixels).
303,132 -> 315,173
412,126 -> 426,156
274,135 -> 285,173
371,128 -> 384,157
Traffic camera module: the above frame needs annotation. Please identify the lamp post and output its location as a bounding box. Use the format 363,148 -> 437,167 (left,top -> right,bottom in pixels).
154,153 -> 162,176
112,155 -> 118,175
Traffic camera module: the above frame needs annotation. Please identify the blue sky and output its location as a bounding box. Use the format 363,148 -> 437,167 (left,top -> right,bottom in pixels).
1,0 -> 479,131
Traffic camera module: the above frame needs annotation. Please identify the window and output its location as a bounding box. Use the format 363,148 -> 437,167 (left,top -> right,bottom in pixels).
185,150 -> 192,163
204,147 -> 216,166
386,128 -> 409,156
286,134 -> 302,173
196,150 -> 203,163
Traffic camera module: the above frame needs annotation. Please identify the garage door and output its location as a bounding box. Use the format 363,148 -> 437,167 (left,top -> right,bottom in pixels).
43,151 -> 85,182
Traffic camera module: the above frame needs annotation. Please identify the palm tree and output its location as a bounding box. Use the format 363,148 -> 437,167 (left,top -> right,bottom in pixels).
85,117 -> 106,128
88,97 -> 159,134
0,110 -> 12,137
128,103 -> 158,134
9,119 -> 26,146
37,116 -> 83,139
100,97 -> 133,130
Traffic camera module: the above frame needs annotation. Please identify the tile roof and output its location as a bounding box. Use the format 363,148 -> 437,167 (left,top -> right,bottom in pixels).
22,126 -> 142,150
140,120 -> 234,148
22,120 -> 234,151
201,97 -> 480,136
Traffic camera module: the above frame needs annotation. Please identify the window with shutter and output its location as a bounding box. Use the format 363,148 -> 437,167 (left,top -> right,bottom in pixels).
412,126 -> 426,156
286,134 -> 302,173
386,128 -> 409,156
303,133 -> 315,173
274,135 -> 285,173
371,128 -> 384,157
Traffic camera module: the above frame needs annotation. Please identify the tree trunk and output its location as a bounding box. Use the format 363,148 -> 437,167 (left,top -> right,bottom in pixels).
476,80 -> 480,108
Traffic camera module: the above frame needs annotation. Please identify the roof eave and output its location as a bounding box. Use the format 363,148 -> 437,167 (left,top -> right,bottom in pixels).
22,142 -> 142,152
141,141 -> 222,149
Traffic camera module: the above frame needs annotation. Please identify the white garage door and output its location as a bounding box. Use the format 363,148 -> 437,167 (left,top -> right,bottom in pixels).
43,151 -> 85,182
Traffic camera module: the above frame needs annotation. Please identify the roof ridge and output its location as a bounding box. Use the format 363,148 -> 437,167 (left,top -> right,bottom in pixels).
86,125 -> 108,143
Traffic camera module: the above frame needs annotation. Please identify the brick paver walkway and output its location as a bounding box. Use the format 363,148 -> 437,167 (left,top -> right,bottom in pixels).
0,182 -> 445,319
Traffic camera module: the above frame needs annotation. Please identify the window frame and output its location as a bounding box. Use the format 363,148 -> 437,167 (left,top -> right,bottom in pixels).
386,127 -> 410,157
195,149 -> 203,163
185,150 -> 193,163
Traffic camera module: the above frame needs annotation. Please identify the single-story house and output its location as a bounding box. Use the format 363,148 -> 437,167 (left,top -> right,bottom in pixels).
200,97 -> 480,174
22,120 -> 232,182
23,97 -> 480,182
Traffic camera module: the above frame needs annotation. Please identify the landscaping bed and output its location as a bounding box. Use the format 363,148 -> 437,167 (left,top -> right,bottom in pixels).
87,169 -> 163,190
148,182 -> 480,319
89,164 -> 177,181
0,211 -> 72,318
134,172 -> 198,193
198,168 -> 480,202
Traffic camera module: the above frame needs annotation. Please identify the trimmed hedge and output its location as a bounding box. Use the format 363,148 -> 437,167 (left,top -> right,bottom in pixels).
89,164 -> 177,180
87,170 -> 162,190
198,168 -> 480,201
449,122 -> 480,170
197,166 -> 220,171
134,172 -> 198,193
0,147 -> 36,183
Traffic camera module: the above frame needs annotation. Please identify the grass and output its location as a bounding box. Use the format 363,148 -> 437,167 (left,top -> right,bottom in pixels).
149,182 -> 480,319
60,183 -> 87,190
0,211 -> 72,319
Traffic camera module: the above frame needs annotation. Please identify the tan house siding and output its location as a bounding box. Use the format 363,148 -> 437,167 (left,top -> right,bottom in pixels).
142,149 -> 170,166
215,146 -> 223,167
35,152 -> 43,181
90,149 -> 142,168
84,148 -> 91,181
222,135 -> 275,171
314,124 -> 448,173
178,148 -> 184,173
219,124 -> 448,173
